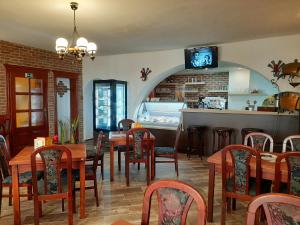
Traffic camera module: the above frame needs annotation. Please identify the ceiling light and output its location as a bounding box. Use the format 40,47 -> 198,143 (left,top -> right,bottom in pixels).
55,2 -> 97,61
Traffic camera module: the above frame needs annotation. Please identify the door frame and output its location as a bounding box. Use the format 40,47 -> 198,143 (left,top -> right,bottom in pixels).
5,64 -> 49,155
52,70 -> 79,137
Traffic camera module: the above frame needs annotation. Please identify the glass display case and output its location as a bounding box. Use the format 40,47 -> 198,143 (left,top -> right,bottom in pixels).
137,102 -> 186,130
93,80 -> 127,131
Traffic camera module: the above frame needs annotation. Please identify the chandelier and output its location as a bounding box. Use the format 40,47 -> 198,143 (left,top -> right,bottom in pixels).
55,2 -> 97,61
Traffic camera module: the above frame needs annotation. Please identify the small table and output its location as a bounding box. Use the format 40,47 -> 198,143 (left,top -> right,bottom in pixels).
9,144 -> 87,225
109,131 -> 155,182
206,150 -> 288,222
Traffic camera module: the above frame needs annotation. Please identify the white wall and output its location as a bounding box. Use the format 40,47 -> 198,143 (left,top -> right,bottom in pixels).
83,34 -> 300,139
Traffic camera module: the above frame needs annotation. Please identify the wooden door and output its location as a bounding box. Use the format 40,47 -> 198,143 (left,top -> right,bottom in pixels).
6,65 -> 49,156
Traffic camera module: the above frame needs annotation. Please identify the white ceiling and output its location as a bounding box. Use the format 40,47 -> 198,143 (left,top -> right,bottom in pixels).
0,0 -> 300,55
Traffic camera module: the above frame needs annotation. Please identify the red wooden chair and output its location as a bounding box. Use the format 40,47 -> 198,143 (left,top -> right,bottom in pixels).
125,128 -> 151,186
246,193 -> 300,225
112,180 -> 207,225
273,151 -> 300,196
116,119 -> 135,171
31,145 -> 74,225
221,144 -> 262,225
153,125 -> 181,177
75,131 -> 104,206
0,135 -> 34,215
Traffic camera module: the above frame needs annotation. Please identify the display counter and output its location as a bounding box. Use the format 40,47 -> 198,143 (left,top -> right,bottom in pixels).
137,102 -> 186,130
181,108 -> 299,155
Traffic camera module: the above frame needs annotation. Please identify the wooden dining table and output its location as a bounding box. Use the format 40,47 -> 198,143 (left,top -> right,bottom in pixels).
9,144 -> 87,225
109,131 -> 155,182
206,150 -> 288,222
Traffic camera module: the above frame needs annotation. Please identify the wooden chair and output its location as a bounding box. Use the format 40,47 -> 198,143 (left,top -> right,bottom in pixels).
0,135 -> 34,215
246,193 -> 300,225
273,152 -> 300,196
31,145 -> 74,225
116,119 -> 135,171
75,131 -> 104,206
112,180 -> 207,225
221,144 -> 262,225
282,135 -> 300,152
154,125 -> 180,177
125,128 -> 151,186
244,132 -> 274,152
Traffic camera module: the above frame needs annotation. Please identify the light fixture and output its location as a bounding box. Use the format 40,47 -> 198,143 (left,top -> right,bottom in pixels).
55,2 -> 97,61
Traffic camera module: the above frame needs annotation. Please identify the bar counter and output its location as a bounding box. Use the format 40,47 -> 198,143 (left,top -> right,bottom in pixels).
180,108 -> 298,155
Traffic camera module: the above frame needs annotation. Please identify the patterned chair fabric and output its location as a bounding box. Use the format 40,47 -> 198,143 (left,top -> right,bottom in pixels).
155,147 -> 176,154
274,152 -> 300,197
244,132 -> 274,152
0,135 -> 10,179
31,146 -> 73,195
246,193 -> 300,225
283,135 -> 300,152
126,129 -> 150,160
141,180 -> 207,225
157,188 -> 189,225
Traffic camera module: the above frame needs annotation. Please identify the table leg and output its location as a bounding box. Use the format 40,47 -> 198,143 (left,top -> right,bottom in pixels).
12,165 -> 21,225
207,163 -> 215,222
110,143 -> 114,182
79,160 -> 86,219
151,140 -> 155,180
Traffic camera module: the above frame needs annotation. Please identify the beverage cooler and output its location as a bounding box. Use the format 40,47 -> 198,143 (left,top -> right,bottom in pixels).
93,80 -> 127,131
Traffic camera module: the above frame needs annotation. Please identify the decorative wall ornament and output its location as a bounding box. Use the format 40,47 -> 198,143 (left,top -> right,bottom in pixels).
56,80 -> 70,97
268,59 -> 300,87
140,67 -> 152,81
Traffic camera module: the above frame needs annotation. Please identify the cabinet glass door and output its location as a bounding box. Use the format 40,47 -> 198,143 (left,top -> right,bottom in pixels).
116,83 -> 126,127
95,83 -> 111,130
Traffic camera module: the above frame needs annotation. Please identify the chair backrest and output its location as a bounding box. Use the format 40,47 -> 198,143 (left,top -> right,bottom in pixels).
126,128 -> 150,161
0,134 -> 10,179
31,145 -> 73,196
174,125 -> 182,151
222,145 -> 261,196
118,119 -> 135,131
274,152 -> 300,196
141,180 -> 207,225
244,132 -> 274,152
247,193 -> 300,225
93,131 -> 104,171
282,135 -> 300,152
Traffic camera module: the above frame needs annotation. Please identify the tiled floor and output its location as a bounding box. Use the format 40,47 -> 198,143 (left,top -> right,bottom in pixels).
0,151 -> 246,225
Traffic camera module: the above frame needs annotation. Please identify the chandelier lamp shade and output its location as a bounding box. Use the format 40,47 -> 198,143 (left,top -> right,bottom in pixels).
55,2 -> 97,61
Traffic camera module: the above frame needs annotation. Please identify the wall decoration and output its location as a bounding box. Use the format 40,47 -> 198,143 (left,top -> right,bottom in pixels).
268,59 -> 300,87
56,80 -> 70,97
140,67 -> 152,81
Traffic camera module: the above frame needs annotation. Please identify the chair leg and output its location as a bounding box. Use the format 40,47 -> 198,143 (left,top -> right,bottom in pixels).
118,151 -> 121,171
9,186 -> 12,206
0,180 -> 2,215
38,201 -> 42,217
94,178 -> 99,207
72,190 -> 76,214
28,186 -> 33,200
33,199 -> 40,225
62,199 -> 65,212
221,196 -> 226,225
146,157 -> 150,186
125,159 -> 130,186
68,194 -> 73,225
175,157 -> 179,176
227,198 -> 232,213
138,163 -> 140,170
101,156 -> 104,180
232,199 -> 236,211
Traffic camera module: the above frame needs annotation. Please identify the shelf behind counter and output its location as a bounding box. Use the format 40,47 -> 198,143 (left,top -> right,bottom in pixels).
180,108 -> 299,155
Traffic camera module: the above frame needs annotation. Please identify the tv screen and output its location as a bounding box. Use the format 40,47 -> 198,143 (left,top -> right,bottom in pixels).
184,46 -> 218,69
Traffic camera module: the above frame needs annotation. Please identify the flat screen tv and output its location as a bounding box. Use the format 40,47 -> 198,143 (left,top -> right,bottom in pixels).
184,46 -> 218,69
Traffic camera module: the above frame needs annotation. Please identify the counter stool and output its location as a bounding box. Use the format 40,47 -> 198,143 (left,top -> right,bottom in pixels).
212,127 -> 234,153
241,128 -> 264,144
187,125 -> 207,159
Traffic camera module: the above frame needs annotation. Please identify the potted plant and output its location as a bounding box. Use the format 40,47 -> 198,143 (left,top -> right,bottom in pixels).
70,116 -> 79,144
58,120 -> 67,144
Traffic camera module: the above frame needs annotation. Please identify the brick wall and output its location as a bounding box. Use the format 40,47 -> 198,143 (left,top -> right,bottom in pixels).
154,73 -> 229,106
0,40 -> 84,141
